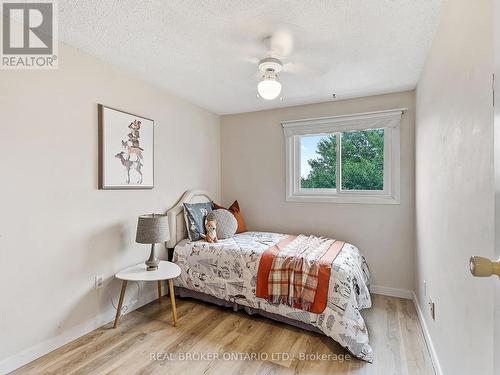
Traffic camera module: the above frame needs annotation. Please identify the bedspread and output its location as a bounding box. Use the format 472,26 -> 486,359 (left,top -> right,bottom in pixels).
173,231 -> 373,362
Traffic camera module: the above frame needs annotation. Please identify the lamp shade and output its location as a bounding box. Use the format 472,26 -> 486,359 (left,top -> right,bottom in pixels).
135,214 -> 170,244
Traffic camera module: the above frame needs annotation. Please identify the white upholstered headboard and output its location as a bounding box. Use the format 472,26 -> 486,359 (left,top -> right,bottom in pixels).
165,189 -> 214,248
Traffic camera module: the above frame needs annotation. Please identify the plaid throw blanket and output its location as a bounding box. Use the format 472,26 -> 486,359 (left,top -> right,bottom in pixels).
267,235 -> 335,311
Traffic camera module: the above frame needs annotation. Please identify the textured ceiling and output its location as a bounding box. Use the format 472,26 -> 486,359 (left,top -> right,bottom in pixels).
58,0 -> 443,114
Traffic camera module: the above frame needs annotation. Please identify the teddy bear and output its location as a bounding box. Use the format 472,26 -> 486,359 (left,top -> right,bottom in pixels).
201,212 -> 218,243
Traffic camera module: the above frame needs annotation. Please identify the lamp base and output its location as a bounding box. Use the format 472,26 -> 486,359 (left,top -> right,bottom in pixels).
145,243 -> 159,271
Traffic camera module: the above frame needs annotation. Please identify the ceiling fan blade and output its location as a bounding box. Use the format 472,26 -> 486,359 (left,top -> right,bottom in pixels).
241,56 -> 260,64
269,28 -> 294,59
282,61 -> 307,74
286,48 -> 336,76
283,61 -> 325,77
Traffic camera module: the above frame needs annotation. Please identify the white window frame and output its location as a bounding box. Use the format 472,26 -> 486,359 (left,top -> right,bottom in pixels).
283,109 -> 404,204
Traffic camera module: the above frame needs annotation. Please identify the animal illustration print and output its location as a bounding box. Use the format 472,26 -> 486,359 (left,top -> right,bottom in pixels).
116,119 -> 144,184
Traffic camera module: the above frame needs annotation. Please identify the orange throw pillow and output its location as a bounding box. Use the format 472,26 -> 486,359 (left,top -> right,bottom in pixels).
213,200 -> 247,233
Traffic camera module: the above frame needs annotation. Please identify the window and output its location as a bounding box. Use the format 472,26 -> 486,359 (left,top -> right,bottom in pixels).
283,109 -> 403,204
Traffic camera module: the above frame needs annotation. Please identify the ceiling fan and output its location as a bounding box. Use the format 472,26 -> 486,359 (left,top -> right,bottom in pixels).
252,29 -> 302,101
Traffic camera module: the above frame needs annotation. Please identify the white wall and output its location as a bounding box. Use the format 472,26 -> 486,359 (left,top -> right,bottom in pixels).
0,44 -> 220,372
221,91 -> 415,292
415,0 -> 495,374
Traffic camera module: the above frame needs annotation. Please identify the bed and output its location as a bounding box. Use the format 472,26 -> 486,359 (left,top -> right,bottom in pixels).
166,190 -> 373,362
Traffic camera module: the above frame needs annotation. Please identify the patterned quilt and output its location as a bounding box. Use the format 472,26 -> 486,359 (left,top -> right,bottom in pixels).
173,231 -> 373,362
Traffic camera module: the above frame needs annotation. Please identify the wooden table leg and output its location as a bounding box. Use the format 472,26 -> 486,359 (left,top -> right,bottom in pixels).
157,280 -> 162,304
168,279 -> 177,327
113,280 -> 128,328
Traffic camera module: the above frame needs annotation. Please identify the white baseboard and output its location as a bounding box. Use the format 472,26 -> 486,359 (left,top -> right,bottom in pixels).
372,287 -> 442,375
370,284 -> 413,299
0,314 -> 110,375
0,287 -> 162,375
412,292 -> 443,375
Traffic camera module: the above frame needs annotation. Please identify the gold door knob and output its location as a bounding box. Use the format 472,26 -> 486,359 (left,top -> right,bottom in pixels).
469,256 -> 500,277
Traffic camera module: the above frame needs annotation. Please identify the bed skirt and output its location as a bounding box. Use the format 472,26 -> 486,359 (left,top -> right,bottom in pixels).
175,286 -> 324,335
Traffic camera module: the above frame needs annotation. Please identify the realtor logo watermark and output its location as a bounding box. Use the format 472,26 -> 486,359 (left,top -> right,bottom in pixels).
150,351 -> 352,363
1,0 -> 58,69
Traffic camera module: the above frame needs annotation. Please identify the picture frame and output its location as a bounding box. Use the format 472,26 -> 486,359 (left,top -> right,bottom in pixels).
98,105 -> 154,190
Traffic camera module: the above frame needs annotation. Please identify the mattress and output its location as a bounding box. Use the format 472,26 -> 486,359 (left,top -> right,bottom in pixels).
172,231 -> 373,362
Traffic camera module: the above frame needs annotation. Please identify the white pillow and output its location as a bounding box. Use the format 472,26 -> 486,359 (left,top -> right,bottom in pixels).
210,209 -> 237,239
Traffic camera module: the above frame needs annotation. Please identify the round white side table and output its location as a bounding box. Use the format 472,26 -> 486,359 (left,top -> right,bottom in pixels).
114,261 -> 181,328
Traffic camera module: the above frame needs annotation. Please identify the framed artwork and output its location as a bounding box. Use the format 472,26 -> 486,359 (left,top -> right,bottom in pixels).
98,105 -> 154,189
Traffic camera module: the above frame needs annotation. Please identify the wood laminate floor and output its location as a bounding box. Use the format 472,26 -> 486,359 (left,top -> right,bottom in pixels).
11,294 -> 434,375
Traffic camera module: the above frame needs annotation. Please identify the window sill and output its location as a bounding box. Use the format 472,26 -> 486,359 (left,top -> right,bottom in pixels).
285,193 -> 400,205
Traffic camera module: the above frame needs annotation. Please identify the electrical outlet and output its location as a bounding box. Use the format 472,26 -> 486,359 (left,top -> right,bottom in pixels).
94,275 -> 104,289
429,300 -> 436,320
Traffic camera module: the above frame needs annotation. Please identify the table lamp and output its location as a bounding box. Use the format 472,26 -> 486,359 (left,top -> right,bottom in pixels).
136,214 -> 170,271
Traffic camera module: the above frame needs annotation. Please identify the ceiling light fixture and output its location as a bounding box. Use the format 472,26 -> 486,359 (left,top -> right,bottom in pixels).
257,58 -> 283,100
258,75 -> 281,100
